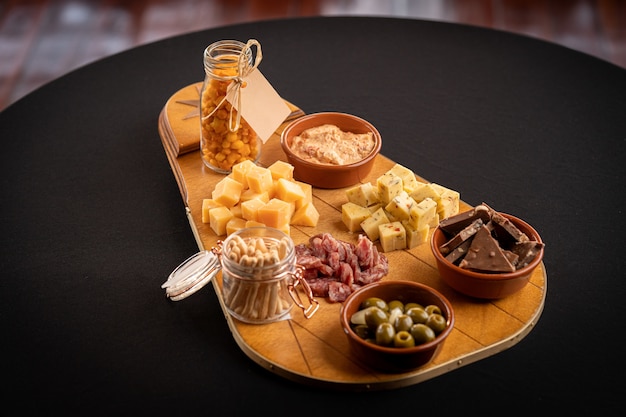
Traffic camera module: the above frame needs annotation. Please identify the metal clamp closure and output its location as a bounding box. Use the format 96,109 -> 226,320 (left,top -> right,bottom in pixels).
288,265 -> 320,319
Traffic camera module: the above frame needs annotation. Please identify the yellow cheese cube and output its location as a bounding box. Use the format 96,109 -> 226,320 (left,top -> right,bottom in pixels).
368,203 -> 382,213
379,221 -> 407,252
294,181 -> 312,210
229,204 -> 242,219
341,202 -> 372,232
431,184 -> 460,220
245,165 -> 273,193
210,206 -> 234,236
290,202 -> 320,227
360,208 -> 389,241
407,197 -> 437,230
231,159 -> 257,188
245,220 -> 265,228
409,182 -> 441,203
345,182 -> 380,207
212,176 -> 243,207
402,220 -> 429,249
384,191 -> 415,221
226,217 -> 247,235
275,178 -> 306,203
240,189 -> 270,203
201,199 -> 223,223
240,198 -> 266,221
376,172 -> 404,204
386,163 -> 419,193
257,198 -> 292,229
267,160 -> 294,181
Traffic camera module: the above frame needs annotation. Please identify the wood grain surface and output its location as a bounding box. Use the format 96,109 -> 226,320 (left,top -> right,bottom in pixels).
158,83 -> 547,390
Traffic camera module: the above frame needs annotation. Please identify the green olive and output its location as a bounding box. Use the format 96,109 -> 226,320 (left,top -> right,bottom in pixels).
361,297 -> 388,312
404,302 -> 424,312
425,304 -> 442,316
426,313 -> 447,334
387,300 -> 404,312
352,324 -> 370,339
410,323 -> 436,345
364,306 -> 388,330
393,314 -> 414,333
375,322 -> 396,346
393,331 -> 415,348
406,307 -> 429,324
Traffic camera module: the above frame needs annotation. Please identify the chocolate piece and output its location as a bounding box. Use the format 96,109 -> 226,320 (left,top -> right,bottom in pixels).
445,239 -> 472,264
491,211 -> 528,248
459,226 -> 516,273
511,240 -> 544,268
439,219 -> 484,255
438,204 -> 492,236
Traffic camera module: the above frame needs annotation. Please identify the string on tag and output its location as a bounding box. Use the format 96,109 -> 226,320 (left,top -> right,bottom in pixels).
201,39 -> 263,132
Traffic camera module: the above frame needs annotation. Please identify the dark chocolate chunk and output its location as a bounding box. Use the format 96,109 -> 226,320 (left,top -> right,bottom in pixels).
445,239 -> 472,264
459,226 -> 516,273
438,204 -> 492,236
439,219 -> 484,255
491,211 -> 529,248
511,240 -> 544,268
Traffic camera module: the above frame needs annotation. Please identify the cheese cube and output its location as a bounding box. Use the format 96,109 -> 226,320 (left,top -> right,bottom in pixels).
231,159 -> 257,188
212,176 -> 243,207
431,183 -> 460,220
267,160 -> 294,181
275,178 -> 305,203
407,197 -> 437,230
384,191 -> 415,221
241,198 -> 266,221
245,220 -> 266,228
245,165 -> 273,193
257,198 -> 292,229
201,199 -> 223,223
379,222 -> 407,252
346,182 -> 380,207
210,206 -> 234,236
386,163 -> 419,193
229,204 -> 242,219
409,182 -> 440,203
360,208 -> 389,241
341,202 -> 372,232
294,181 -> 312,210
226,217 -> 247,235
376,172 -> 404,204
402,220 -> 429,249
290,202 -> 320,227
240,189 -> 269,203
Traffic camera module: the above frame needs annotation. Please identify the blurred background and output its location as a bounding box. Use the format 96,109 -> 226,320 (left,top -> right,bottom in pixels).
1,0 -> 624,111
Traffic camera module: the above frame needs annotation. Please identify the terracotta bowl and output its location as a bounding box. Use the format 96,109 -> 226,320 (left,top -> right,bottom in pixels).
339,280 -> 454,373
280,112 -> 382,189
431,213 -> 544,299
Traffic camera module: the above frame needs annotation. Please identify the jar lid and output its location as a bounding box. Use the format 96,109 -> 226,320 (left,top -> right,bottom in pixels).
161,250 -> 220,301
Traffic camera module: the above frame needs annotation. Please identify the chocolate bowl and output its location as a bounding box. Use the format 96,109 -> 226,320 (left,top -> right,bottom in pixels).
280,112 -> 381,189
430,212 -> 544,299
339,280 -> 454,373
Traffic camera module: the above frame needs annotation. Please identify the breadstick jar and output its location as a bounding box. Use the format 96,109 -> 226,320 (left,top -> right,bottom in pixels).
161,227 -> 319,324
200,40 -> 262,173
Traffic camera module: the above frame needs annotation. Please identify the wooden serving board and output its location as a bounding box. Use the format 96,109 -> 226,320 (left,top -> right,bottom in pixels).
158,83 -> 547,391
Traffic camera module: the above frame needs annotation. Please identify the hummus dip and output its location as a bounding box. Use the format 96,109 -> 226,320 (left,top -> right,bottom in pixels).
289,124 -> 376,165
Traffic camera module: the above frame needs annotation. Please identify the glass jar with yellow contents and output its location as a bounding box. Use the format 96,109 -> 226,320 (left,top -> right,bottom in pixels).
200,40 -> 262,173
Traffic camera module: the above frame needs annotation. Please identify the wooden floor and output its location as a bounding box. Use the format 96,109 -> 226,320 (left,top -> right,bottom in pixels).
1,0 -> 624,111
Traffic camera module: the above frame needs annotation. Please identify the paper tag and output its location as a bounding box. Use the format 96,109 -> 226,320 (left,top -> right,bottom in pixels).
226,69 -> 291,143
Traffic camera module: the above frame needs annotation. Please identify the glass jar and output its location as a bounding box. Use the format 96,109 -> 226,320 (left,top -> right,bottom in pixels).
221,227 -> 299,323
161,226 -> 319,324
200,40 -> 262,173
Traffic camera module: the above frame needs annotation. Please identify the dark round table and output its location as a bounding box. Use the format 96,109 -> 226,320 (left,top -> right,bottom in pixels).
2,16 -> 624,415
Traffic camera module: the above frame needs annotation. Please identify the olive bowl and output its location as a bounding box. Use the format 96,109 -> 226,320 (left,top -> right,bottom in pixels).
280,112 -> 382,189
339,280 -> 454,373
431,212 -> 544,299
